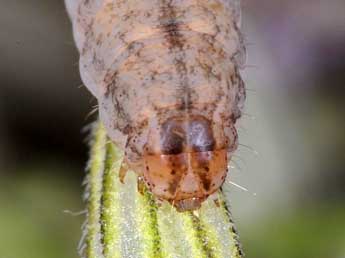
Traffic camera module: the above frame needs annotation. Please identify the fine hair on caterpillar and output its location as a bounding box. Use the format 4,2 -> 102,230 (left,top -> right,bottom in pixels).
66,0 -> 246,211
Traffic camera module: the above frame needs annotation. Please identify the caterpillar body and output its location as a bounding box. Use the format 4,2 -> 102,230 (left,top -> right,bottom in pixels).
66,0 -> 246,211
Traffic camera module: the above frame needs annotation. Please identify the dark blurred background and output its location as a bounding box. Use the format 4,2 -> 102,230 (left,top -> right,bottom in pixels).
0,1 -> 344,258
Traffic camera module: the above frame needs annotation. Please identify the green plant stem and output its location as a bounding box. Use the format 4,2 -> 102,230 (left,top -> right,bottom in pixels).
81,121 -> 244,258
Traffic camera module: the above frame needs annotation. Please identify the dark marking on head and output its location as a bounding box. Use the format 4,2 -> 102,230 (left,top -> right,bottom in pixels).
168,179 -> 179,195
198,169 -> 211,192
159,115 -> 216,155
187,117 -> 215,152
160,118 -> 185,155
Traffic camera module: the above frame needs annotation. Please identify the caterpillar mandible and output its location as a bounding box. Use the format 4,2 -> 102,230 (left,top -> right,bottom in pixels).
66,0 -> 246,211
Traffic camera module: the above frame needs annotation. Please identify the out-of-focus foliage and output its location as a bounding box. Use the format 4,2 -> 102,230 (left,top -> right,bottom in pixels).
0,166 -> 83,258
242,205 -> 345,258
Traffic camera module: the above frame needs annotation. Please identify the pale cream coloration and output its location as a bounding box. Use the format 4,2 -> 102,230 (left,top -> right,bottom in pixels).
66,0 -> 246,211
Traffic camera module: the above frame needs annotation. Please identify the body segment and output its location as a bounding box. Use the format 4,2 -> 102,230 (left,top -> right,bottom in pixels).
67,0 -> 246,211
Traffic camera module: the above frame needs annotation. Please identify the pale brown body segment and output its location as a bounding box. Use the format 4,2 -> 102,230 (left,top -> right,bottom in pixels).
66,0 -> 246,211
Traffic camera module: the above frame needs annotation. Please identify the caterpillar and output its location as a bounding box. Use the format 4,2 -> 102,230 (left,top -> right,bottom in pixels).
66,0 -> 246,211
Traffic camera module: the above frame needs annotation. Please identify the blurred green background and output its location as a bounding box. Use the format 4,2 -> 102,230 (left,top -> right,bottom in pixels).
0,0 -> 344,258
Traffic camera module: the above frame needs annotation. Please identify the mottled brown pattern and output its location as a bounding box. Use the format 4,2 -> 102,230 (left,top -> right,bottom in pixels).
67,0 -> 246,211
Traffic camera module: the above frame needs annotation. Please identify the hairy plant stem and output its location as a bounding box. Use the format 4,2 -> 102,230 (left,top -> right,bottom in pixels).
80,121 -> 244,258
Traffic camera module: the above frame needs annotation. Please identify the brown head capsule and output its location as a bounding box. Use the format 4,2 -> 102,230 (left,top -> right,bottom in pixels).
66,0 -> 246,211
142,115 -> 231,211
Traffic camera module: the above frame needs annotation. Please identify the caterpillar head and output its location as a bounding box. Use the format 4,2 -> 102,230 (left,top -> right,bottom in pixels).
141,115 -> 237,211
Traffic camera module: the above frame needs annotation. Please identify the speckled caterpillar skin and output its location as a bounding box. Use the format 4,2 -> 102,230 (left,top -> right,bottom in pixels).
66,0 -> 246,211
